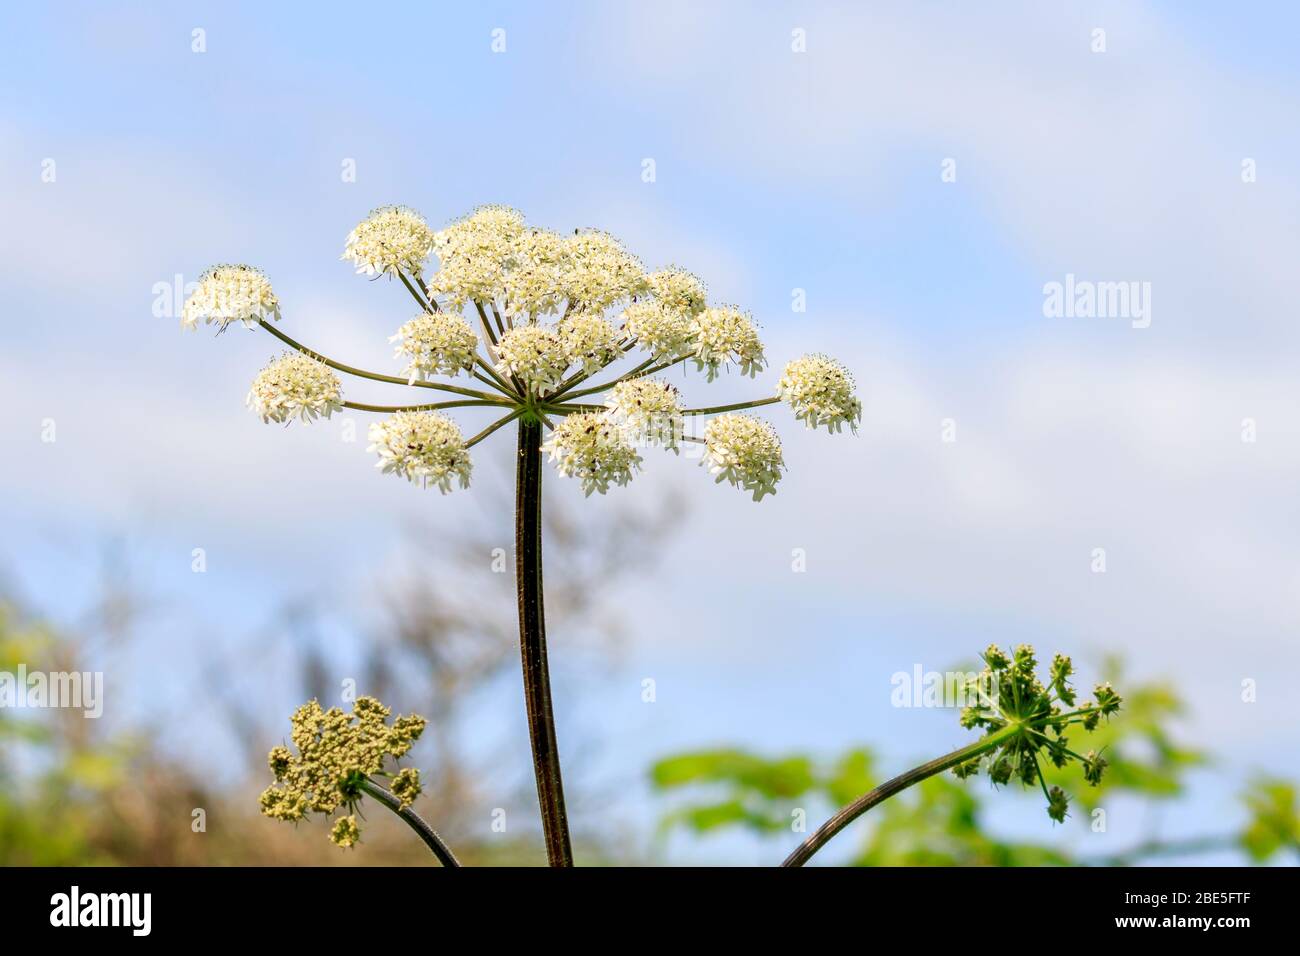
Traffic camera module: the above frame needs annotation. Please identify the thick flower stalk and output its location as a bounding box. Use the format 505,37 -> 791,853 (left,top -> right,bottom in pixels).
180,203 -> 860,865
782,644 -> 1121,866
259,696 -> 459,866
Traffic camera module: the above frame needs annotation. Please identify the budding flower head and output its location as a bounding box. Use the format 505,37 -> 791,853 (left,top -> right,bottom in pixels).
623,300 -> 696,362
428,205 -> 526,308
495,324 -> 568,395
330,815 -> 361,848
702,414 -> 784,501
542,412 -> 642,495
259,696 -> 426,848
604,377 -> 683,449
246,352 -> 343,424
367,411 -> 472,492
777,354 -> 862,434
389,313 -> 479,383
952,643 -> 1122,824
561,229 -> 646,316
342,205 -> 435,278
645,266 -> 707,316
558,313 -> 622,377
391,767 -> 422,810
181,264 -> 280,331
691,306 -> 766,381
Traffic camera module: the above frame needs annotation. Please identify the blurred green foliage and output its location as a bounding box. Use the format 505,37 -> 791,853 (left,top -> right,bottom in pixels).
652,662 -> 1298,866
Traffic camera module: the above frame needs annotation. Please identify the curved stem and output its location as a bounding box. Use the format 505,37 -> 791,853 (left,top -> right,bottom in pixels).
514,418 -> 574,866
683,396 -> 779,416
399,270 -> 437,313
343,398 -> 510,413
358,777 -> 460,867
782,723 -> 1020,867
558,354 -> 691,402
258,321 -> 503,401
466,407 -> 524,448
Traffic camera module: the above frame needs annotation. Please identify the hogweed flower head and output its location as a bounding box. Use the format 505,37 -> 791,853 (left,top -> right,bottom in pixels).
951,643 -> 1122,824
182,205 -> 859,502
391,767 -> 423,810
495,324 -> 569,394
558,313 -> 623,377
691,306 -> 766,381
702,414 -> 784,501
622,300 -> 695,362
259,696 -> 426,848
504,228 -> 568,319
561,229 -> 646,316
246,352 -> 343,424
182,264 -> 280,331
390,313 -> 479,383
604,377 -> 683,449
428,204 -> 526,307
367,411 -> 472,492
645,266 -> 707,316
342,205 -> 435,278
542,412 -> 642,495
777,354 -> 862,434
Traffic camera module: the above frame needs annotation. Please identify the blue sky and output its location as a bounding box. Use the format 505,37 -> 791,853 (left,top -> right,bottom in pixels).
3,1 -> 1299,863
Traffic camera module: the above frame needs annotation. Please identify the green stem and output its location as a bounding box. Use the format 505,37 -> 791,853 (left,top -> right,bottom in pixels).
258,321 -> 503,402
781,723 -> 1021,867
466,407 -> 524,448
559,354 -> 690,402
399,270 -> 437,313
514,418 -> 574,866
683,396 -> 779,416
358,778 -> 460,867
343,399 -> 510,413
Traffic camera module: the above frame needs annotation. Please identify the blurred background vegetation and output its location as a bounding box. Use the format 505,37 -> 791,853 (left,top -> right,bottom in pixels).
2,492 -> 1296,866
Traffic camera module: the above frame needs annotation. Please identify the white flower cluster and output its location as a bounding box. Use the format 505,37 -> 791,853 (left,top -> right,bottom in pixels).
494,324 -> 569,394
427,205 -> 526,308
645,267 -> 707,317
702,414 -> 785,501
558,314 -> 622,377
390,313 -> 480,383
342,206 -> 435,278
622,300 -> 695,361
366,411 -> 472,493
541,412 -> 643,496
604,378 -> 683,449
245,352 -> 343,424
776,354 -> 862,433
503,228 -> 568,319
690,307 -> 766,381
182,265 -> 281,331
560,230 -> 646,316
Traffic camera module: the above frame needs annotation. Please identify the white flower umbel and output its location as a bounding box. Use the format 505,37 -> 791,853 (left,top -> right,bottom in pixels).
428,205 -> 526,308
246,352 -> 343,424
342,206 -> 435,278
646,267 -> 707,317
390,313 -> 480,383
604,378 -> 683,449
542,412 -> 643,495
622,301 -> 695,362
503,228 -> 568,320
558,314 -> 622,377
561,230 -> 646,316
691,306 -> 766,381
776,354 -> 862,434
367,411 -> 472,492
182,264 -> 280,331
702,414 -> 784,501
495,324 -> 569,395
